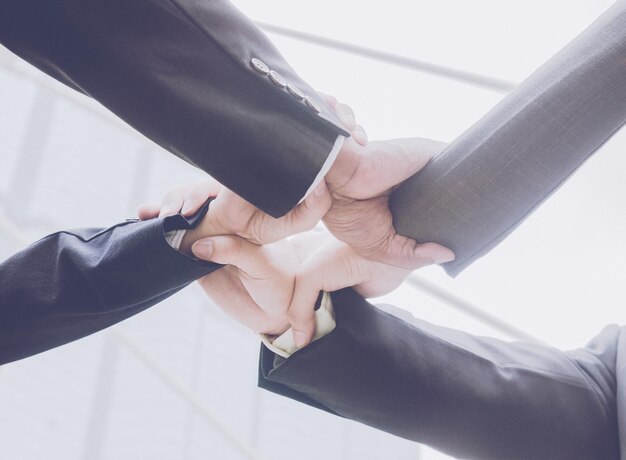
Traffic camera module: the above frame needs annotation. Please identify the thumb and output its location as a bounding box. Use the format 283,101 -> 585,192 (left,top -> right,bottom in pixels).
380,235 -> 456,269
288,243 -> 371,347
277,180 -> 332,238
192,235 -> 269,277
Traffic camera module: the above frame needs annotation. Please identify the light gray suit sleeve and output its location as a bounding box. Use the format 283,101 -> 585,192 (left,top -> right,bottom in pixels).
389,0 -> 626,276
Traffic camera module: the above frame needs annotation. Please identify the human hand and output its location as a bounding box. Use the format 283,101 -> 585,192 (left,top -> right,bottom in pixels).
137,177 -> 331,254
287,232 -> 412,345
195,236 -> 298,334
192,230 -> 411,339
320,95 -> 455,270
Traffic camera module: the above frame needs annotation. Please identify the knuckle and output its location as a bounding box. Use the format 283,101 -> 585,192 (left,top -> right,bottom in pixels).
226,236 -> 243,255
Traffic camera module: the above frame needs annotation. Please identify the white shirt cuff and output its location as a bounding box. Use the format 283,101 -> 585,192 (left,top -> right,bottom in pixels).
299,135 -> 345,202
165,229 -> 186,251
260,291 -> 336,358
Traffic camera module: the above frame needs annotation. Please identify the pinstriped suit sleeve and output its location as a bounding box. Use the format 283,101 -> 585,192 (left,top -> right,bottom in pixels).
389,0 -> 626,276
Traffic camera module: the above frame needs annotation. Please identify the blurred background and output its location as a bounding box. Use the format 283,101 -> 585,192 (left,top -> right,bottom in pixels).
0,1 -> 624,459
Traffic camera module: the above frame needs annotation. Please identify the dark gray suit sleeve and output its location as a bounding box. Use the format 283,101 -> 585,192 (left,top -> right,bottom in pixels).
259,288 -> 621,460
0,0 -> 348,217
389,0 -> 626,276
0,208 -> 218,366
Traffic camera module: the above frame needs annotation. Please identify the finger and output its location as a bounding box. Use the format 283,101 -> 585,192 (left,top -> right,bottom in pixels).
317,92 -> 337,108
370,235 -> 455,270
318,91 -> 356,133
289,244 -> 369,347
276,180 -> 332,239
352,263 -> 410,298
335,102 -> 357,131
352,124 -> 368,146
192,235 -> 272,278
199,269 -> 288,334
137,203 -> 161,220
181,180 -> 221,216
159,187 -> 186,218
368,138 -> 446,194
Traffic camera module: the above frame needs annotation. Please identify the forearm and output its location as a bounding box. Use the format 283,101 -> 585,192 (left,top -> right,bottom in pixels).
0,0 -> 347,216
259,288 -> 620,459
0,212 -> 217,365
389,0 -> 626,276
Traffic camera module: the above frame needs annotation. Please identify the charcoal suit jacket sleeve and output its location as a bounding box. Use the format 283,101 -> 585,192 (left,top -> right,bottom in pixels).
389,0 -> 626,276
0,206 -> 219,366
0,0 -> 348,217
259,5 -> 626,456
259,288 -> 622,460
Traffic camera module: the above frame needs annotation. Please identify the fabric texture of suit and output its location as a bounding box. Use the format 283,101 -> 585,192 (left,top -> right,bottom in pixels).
0,0 -> 347,217
259,2 -> 626,458
0,204 -> 218,365
259,289 -> 622,459
390,0 -> 626,276
0,0 -> 346,363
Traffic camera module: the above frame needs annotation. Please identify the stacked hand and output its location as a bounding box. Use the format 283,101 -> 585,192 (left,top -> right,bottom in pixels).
139,96 -> 454,347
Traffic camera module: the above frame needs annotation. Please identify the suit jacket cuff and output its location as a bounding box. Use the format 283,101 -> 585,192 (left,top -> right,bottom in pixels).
0,201 -> 218,365
0,0 -> 348,218
299,136 -> 345,202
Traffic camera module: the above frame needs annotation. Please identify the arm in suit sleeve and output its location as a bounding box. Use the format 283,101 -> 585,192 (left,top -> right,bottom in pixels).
389,0 -> 626,276
259,288 -> 621,460
0,206 -> 218,366
0,0 -> 348,217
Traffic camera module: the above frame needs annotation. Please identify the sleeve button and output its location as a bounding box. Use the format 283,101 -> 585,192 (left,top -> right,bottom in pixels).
268,70 -> 287,88
250,58 -> 270,75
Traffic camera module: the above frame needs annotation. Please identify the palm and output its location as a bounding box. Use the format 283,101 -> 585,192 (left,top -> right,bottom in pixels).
197,238 -> 298,334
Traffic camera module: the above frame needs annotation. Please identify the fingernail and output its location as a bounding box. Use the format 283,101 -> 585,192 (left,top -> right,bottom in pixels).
192,240 -> 213,258
293,331 -> 308,348
314,180 -> 327,197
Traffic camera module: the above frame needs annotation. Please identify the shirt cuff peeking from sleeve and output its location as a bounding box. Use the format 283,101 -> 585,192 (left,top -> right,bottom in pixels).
163,197 -> 216,251
165,229 -> 186,251
299,136 -> 345,203
260,291 -> 336,358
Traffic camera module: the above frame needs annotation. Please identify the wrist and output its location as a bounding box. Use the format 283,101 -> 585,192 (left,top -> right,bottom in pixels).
324,138 -> 361,193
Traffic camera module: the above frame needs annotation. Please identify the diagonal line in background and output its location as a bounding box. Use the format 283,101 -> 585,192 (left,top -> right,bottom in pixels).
256,22 -> 517,93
